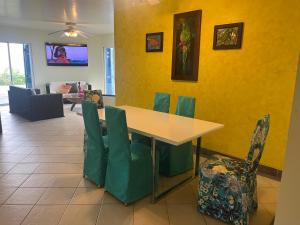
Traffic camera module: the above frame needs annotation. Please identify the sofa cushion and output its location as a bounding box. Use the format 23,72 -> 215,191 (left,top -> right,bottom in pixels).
66,82 -> 78,93
59,84 -> 72,94
48,81 -> 88,93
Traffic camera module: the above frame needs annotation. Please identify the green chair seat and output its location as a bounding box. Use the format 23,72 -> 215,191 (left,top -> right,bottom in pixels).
158,96 -> 196,177
82,100 -> 108,187
105,106 -> 152,204
158,141 -> 193,176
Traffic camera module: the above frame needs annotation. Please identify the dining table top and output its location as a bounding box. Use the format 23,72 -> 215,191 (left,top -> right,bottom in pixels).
98,105 -> 224,146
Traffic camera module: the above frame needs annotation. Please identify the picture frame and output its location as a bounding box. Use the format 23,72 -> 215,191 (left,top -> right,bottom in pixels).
171,10 -> 202,81
146,32 -> 164,52
213,22 -> 244,50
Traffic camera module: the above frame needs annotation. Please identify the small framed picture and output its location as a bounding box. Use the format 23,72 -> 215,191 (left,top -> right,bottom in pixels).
213,22 -> 244,50
146,32 -> 163,52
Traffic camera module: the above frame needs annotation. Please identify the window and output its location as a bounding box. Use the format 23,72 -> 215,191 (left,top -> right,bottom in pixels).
0,42 -> 33,105
104,48 -> 115,95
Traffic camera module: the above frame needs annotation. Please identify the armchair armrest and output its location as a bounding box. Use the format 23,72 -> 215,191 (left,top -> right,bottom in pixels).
34,89 -> 41,95
87,83 -> 92,90
29,94 -> 64,121
45,83 -> 50,94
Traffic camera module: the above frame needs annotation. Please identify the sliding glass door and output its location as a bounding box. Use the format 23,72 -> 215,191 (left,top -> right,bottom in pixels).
104,48 -> 115,95
0,42 -> 33,105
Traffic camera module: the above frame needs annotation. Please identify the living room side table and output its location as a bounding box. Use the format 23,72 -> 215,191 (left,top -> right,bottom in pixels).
64,94 -> 84,111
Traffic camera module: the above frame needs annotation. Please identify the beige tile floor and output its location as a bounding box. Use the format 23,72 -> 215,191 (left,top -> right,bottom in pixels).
0,106 -> 280,225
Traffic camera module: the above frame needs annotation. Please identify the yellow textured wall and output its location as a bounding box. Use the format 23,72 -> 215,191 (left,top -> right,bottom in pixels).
114,0 -> 300,170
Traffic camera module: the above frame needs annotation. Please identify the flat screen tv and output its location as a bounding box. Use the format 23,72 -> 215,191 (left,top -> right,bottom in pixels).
45,43 -> 88,66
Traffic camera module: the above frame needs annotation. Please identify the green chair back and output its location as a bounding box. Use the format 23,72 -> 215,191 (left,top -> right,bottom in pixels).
153,92 -> 170,113
105,106 -> 131,195
82,100 -> 107,186
176,96 -> 196,118
105,106 -> 153,204
82,100 -> 105,146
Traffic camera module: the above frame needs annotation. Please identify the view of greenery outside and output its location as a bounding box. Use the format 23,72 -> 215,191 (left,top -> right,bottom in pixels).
0,68 -> 25,85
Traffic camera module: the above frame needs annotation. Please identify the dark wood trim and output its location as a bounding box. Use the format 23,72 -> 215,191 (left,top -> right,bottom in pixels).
196,147 -> 282,181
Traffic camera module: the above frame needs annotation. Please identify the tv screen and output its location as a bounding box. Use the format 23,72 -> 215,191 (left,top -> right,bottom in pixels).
45,43 -> 88,66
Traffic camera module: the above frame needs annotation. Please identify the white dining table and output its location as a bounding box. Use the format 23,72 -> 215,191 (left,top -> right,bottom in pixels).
98,105 -> 224,202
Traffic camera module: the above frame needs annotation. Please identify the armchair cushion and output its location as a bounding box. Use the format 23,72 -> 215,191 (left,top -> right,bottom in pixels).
199,155 -> 256,225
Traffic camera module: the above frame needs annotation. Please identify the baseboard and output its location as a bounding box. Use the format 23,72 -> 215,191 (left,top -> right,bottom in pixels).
197,147 -> 282,181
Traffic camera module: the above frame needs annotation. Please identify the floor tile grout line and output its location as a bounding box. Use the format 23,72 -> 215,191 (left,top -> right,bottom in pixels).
0,187 -> 18,206
55,177 -> 84,225
16,184 -> 47,225
165,199 -> 172,225
94,192 -> 105,225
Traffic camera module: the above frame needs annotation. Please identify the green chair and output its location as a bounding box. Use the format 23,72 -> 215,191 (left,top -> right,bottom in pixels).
153,92 -> 171,113
82,100 -> 108,187
83,89 -> 106,140
132,92 -> 170,145
104,106 -> 152,204
158,96 -> 196,177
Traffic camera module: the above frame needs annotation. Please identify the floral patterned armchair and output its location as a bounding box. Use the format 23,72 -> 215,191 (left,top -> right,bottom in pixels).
84,90 -> 104,109
198,115 -> 270,225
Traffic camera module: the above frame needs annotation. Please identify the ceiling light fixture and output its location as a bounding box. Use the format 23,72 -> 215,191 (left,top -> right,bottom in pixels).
64,30 -> 78,37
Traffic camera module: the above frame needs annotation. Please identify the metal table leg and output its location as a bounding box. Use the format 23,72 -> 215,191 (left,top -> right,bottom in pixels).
151,137 -> 196,203
151,137 -> 157,203
195,137 -> 202,176
70,103 -> 76,111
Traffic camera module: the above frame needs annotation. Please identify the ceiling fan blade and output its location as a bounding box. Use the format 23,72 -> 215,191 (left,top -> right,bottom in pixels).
60,33 -> 66,38
78,30 -> 93,37
77,31 -> 89,39
48,30 -> 65,36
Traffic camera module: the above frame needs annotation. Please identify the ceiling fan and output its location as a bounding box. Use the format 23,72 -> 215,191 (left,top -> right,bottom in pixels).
48,22 -> 91,39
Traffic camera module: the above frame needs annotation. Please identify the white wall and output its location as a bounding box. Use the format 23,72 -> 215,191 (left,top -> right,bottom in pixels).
0,25 -> 114,93
274,55 -> 300,225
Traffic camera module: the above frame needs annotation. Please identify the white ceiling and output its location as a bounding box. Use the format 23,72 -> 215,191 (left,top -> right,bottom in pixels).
0,0 -> 114,34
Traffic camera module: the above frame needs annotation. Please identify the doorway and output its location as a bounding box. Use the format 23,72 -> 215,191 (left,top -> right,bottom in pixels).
0,42 -> 33,105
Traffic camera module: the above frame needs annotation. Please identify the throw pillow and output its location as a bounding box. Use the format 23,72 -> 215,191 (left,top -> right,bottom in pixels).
59,84 -> 72,94
66,83 -> 78,93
